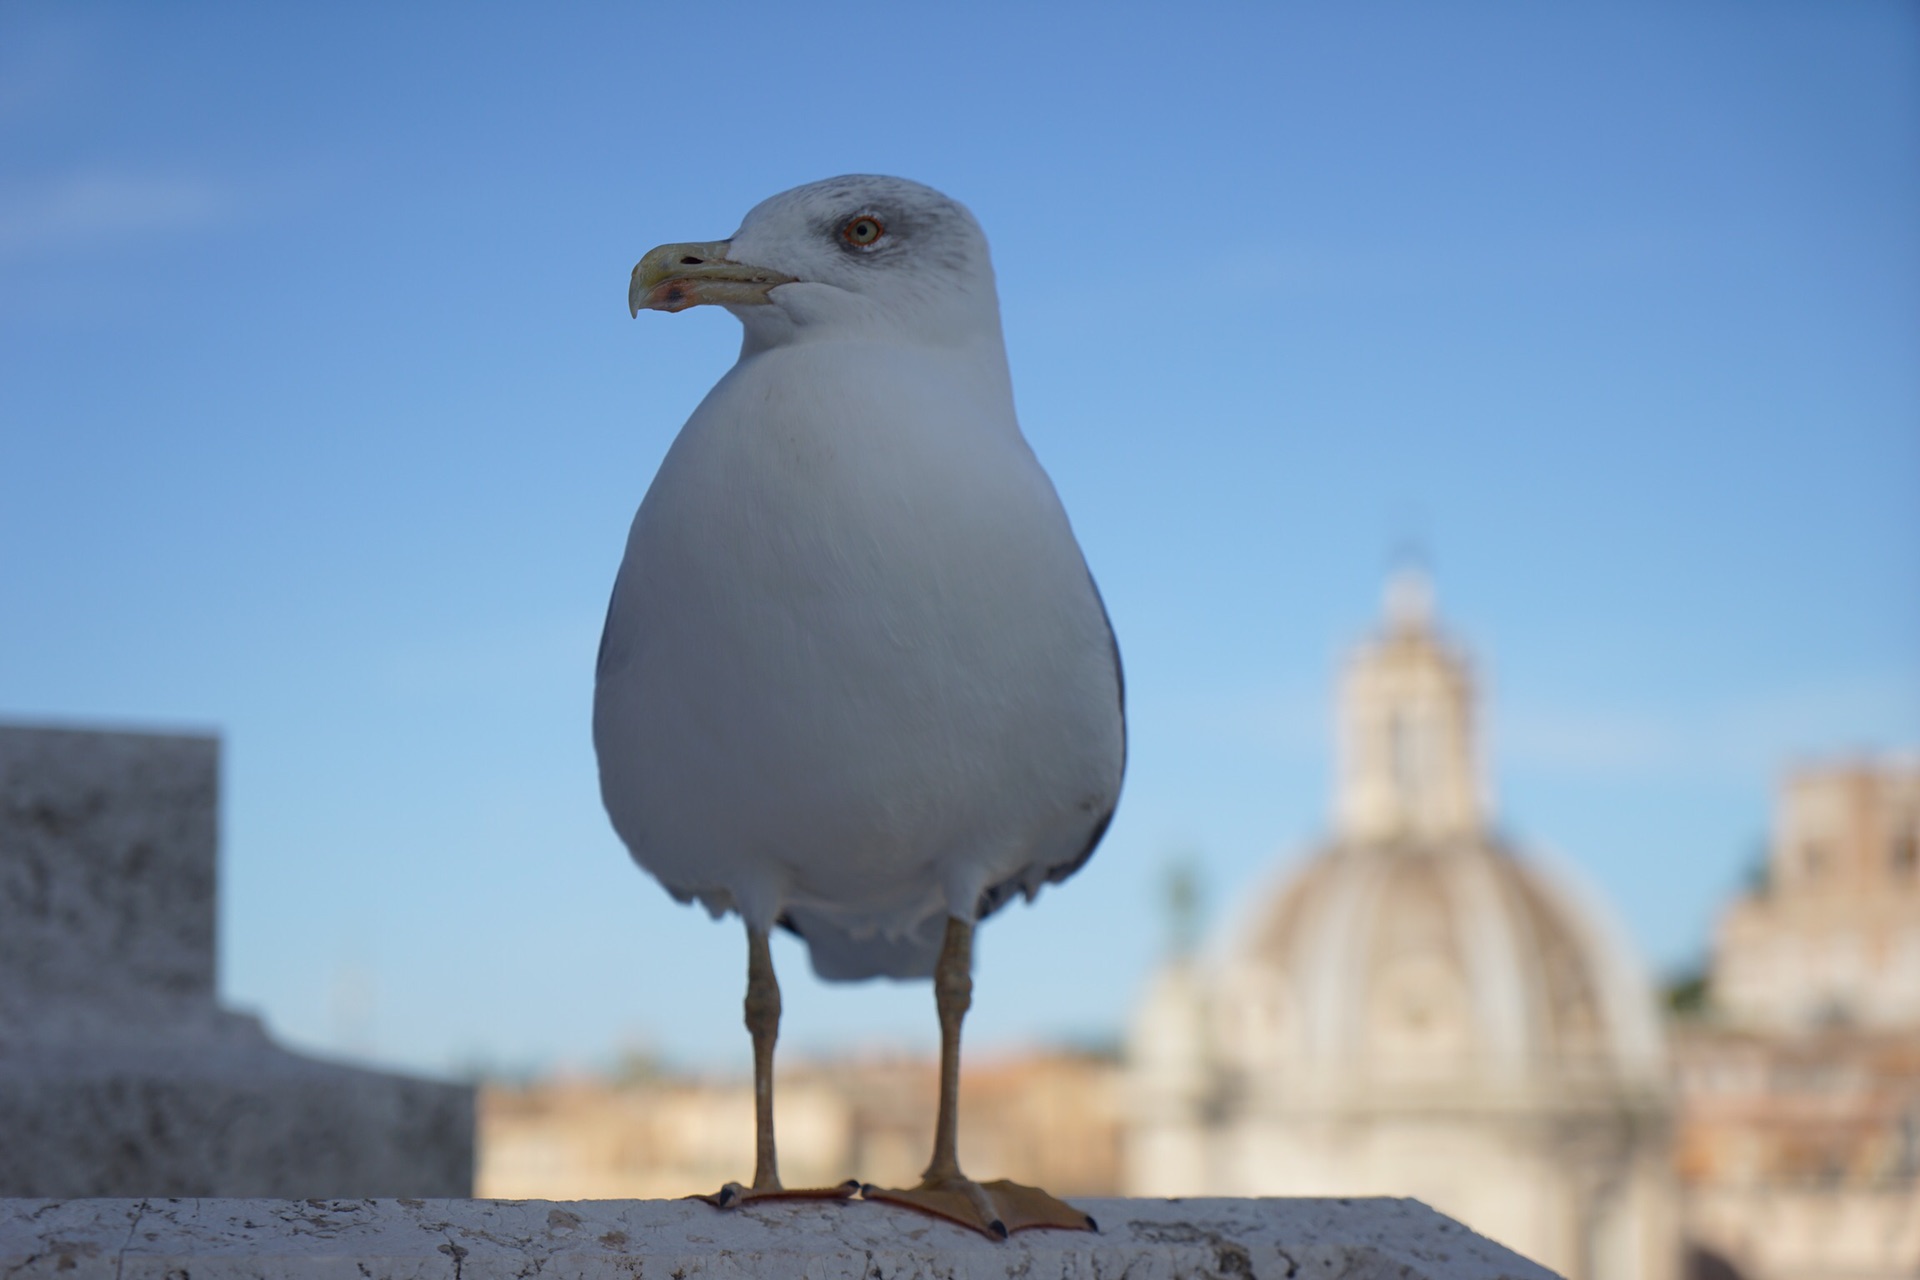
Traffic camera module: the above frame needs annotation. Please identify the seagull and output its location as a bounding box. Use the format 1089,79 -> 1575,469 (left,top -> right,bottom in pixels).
594,175 -> 1124,1239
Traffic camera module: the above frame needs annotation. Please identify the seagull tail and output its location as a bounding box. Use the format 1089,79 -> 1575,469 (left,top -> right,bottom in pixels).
777,907 -> 944,982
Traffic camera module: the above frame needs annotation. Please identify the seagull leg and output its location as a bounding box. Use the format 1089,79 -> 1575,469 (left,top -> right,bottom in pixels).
860,917 -> 1097,1239
695,924 -> 859,1210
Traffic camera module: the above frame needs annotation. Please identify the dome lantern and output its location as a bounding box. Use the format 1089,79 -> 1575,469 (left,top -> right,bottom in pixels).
1334,570 -> 1488,843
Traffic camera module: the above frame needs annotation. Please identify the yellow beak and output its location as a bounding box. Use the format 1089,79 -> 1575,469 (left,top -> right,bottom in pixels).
629,240 -> 798,316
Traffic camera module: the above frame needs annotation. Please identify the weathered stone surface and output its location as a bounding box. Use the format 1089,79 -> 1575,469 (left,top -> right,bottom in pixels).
0,723 -> 473,1198
0,726 -> 221,1038
0,1196 -> 1561,1279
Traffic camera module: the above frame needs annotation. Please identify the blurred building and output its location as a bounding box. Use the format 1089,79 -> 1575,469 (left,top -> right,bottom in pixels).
1712,763 -> 1920,1030
1673,758 -> 1920,1280
478,1049 -> 1123,1200
1126,574 -> 1678,1280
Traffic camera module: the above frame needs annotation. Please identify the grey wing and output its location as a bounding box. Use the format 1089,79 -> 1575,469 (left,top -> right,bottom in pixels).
595,575 -> 629,683
974,574 -> 1126,921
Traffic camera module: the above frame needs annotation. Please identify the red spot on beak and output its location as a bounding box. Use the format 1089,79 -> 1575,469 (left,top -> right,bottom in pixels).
648,281 -> 700,313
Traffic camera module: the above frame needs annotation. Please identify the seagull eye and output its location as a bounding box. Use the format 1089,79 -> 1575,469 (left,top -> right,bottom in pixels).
842,216 -> 885,249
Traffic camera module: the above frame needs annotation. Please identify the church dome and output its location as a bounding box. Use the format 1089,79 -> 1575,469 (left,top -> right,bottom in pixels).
1202,571 -> 1665,1104
1221,834 -> 1664,1096
1125,572 -> 1678,1278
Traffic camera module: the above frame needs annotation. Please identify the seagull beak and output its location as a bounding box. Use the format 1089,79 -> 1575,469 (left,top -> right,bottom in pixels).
629,241 -> 798,316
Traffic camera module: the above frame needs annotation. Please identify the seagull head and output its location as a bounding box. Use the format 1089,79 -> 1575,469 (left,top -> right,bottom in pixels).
630,175 -> 1003,349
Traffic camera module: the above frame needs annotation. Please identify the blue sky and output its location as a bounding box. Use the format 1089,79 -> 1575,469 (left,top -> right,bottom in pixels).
2,2 -> 1915,1077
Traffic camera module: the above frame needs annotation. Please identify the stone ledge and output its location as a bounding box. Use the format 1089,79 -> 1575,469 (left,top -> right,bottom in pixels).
0,1195 -> 1558,1279
0,1045 -> 473,1198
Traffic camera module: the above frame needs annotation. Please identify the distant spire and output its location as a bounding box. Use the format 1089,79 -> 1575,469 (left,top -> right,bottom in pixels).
1160,855 -> 1203,960
1383,543 -> 1434,633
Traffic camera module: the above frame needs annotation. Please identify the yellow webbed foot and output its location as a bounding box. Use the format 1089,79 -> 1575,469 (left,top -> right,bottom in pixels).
692,1178 -> 862,1209
861,1176 -> 1097,1240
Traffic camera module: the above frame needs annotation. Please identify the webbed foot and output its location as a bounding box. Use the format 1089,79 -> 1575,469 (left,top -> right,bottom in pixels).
861,1176 -> 1097,1239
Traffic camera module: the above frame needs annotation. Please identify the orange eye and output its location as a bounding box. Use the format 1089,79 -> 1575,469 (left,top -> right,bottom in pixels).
842,215 -> 885,248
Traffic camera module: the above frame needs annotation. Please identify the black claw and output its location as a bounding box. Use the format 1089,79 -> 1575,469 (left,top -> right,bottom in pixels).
990,1219 -> 1009,1241
859,1184 -> 879,1198
716,1186 -> 738,1209
838,1179 -> 862,1194
1085,1214 -> 1099,1232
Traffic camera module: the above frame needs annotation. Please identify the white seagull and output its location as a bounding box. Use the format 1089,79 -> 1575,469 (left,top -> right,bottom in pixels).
594,175 -> 1125,1238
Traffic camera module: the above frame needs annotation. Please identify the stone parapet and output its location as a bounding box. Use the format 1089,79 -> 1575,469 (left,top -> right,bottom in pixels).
0,723 -> 473,1198
0,1196 -> 1559,1279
